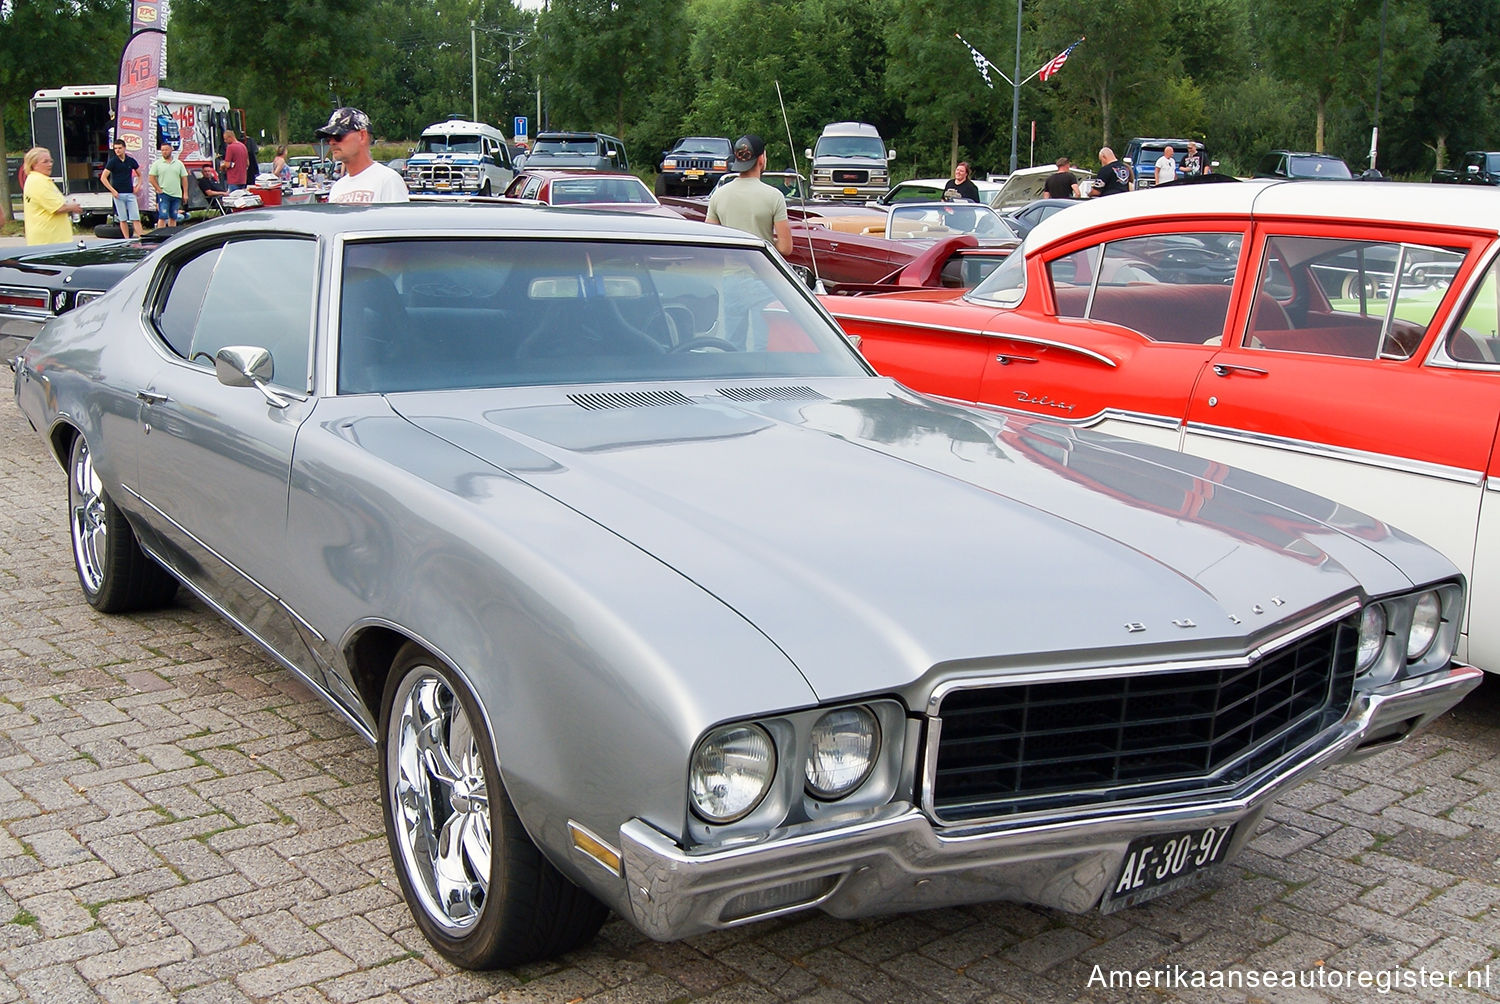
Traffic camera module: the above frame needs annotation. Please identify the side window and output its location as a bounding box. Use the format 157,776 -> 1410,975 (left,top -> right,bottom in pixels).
187,238 -> 317,389
522,176 -> 543,200
1448,260 -> 1500,365
153,247 -> 222,358
1048,234 -> 1239,343
1246,236 -> 1466,360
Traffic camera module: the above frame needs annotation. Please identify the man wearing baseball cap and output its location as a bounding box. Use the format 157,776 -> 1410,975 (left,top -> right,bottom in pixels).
706,134 -> 791,255
317,107 -> 409,204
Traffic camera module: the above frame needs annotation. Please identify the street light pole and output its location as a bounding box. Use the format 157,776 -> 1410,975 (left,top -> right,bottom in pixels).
1009,0 -> 1022,174
471,23 -> 479,122
1370,0 -> 1388,170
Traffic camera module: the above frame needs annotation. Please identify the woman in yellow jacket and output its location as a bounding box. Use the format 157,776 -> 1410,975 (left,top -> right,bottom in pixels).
23,147 -> 82,246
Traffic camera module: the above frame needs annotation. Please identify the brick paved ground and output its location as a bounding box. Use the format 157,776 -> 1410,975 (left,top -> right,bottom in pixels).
1,392 -> 1497,1003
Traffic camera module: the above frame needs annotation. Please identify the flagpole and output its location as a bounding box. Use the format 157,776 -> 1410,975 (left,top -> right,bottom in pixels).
1009,0 -> 1022,174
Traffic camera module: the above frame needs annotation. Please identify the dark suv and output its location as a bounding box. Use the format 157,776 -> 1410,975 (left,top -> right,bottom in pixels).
522,132 -> 629,172
656,136 -> 732,196
1254,151 -> 1354,181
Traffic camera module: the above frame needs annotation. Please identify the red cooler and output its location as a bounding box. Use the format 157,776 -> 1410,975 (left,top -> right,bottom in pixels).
249,184 -> 282,206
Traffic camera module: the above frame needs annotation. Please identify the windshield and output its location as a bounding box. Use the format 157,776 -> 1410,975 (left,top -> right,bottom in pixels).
887,204 -> 1016,240
418,135 -> 483,154
671,138 -> 732,157
814,136 -> 886,160
966,235 -> 1030,306
1287,156 -> 1353,180
550,177 -> 656,205
337,239 -> 868,393
532,137 -> 600,155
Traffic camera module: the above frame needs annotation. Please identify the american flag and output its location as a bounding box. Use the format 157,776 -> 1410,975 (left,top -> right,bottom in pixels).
1038,38 -> 1084,82
955,34 -> 994,89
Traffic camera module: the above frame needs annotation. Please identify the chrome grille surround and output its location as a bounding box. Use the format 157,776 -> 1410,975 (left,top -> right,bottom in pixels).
922,603 -> 1362,826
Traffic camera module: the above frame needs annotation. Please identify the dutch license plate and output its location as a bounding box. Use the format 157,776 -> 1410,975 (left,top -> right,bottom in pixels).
685,169 -> 704,178
842,187 -> 859,195
1100,823 -> 1236,913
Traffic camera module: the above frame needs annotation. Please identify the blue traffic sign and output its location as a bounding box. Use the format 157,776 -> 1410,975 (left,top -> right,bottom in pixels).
514,116 -> 528,140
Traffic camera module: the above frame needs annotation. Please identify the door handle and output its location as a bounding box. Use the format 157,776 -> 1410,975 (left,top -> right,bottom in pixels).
136,390 -> 170,405
1212,363 -> 1269,378
995,353 -> 1039,365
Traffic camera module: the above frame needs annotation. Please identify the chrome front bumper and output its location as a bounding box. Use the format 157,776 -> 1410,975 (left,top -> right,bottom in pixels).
618,664 -> 1481,941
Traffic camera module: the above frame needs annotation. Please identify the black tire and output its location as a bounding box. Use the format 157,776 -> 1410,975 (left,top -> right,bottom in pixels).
479,182 -> 492,197
653,174 -> 669,196
378,642 -> 607,969
95,222 -> 127,239
67,436 -> 178,613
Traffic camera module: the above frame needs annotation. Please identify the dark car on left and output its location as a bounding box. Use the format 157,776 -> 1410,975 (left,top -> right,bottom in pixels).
0,233 -> 169,358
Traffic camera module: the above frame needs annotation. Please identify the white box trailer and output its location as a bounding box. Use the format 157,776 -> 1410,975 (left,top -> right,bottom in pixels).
29,85 -> 242,221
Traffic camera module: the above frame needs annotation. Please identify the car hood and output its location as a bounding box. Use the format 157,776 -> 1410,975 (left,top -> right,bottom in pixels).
387,380 -> 1428,700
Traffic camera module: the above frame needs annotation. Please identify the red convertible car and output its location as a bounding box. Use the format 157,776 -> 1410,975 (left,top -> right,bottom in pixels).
503,170 -> 680,218
827,181 -> 1500,673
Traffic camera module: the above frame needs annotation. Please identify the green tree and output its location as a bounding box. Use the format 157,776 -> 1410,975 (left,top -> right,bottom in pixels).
680,0 -> 893,177
1403,0 -> 1500,173
169,0 -> 376,147
1252,0 -> 1434,159
883,1 -> 1011,178
538,0 -> 686,142
1,0 -> 128,222
1028,0 -> 1174,160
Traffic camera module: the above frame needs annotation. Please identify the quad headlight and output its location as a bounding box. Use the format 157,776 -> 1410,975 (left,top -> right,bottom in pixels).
1356,603 -> 1387,672
689,724 -> 775,824
1355,584 -> 1462,681
804,706 -> 879,800
1406,590 -> 1443,661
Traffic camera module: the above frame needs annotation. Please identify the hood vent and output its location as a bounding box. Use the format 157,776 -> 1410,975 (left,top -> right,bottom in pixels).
717,385 -> 828,403
568,389 -> 694,411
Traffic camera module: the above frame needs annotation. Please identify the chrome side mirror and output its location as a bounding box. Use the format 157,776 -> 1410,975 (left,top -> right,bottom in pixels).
214,345 -> 290,408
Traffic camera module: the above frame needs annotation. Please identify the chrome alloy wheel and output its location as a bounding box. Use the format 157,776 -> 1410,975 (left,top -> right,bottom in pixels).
386,668 -> 493,933
69,438 -> 108,594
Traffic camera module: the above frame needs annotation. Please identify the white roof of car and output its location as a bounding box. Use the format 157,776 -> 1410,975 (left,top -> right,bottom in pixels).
1023,180 -> 1500,253
421,119 -> 505,138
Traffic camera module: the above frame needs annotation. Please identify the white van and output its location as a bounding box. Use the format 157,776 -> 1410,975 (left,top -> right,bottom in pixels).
805,122 -> 894,201
404,118 -> 515,196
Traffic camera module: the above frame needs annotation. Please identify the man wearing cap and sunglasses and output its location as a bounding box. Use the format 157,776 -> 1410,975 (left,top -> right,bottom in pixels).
317,107 -> 409,205
706,134 -> 791,256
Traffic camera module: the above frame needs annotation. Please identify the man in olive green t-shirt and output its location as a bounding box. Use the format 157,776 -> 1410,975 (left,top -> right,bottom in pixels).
706,134 -> 792,255
149,144 -> 190,227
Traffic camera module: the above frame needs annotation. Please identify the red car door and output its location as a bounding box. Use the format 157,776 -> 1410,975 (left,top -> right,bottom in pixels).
1183,225 -> 1500,654
975,227 -> 1249,450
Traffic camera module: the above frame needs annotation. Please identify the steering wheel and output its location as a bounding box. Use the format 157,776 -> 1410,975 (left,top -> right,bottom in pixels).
668,336 -> 739,353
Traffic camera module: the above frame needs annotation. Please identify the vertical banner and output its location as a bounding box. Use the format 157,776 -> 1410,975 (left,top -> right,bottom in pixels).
117,1 -> 170,211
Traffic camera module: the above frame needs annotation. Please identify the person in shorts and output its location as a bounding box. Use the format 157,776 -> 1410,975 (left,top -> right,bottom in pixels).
100,139 -> 145,239
149,142 -> 190,227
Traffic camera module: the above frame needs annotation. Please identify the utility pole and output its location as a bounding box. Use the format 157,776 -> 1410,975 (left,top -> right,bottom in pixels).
471,23 -> 479,122
1009,0 -> 1022,174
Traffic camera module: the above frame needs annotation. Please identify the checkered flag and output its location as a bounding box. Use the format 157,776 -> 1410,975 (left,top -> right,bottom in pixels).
955,34 -> 995,89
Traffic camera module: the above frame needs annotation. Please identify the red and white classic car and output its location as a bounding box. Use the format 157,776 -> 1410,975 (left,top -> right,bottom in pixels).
826,181 -> 1500,673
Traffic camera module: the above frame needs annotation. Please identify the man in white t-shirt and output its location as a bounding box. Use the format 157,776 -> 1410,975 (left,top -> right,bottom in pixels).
1154,146 -> 1178,185
317,107 -> 409,204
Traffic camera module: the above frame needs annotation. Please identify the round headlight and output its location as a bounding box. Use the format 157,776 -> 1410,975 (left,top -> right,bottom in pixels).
1356,603 -> 1387,672
690,724 -> 774,824
1407,591 -> 1443,661
804,706 -> 879,800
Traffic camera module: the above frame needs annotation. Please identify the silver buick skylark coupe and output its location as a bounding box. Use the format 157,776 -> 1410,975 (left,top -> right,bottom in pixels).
11,203 -> 1481,968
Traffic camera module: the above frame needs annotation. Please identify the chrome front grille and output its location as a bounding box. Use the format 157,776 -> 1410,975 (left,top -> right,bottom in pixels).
411,164 -> 472,189
928,616 -> 1359,823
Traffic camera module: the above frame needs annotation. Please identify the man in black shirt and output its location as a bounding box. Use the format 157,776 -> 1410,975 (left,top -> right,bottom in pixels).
943,161 -> 981,202
1043,157 -> 1080,198
99,139 -> 144,238
1087,147 -> 1133,197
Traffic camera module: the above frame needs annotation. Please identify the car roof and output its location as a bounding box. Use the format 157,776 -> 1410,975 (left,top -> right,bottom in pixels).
421,120 -> 502,135
159,202 -> 756,245
1022,180 -> 1500,252
518,169 -> 640,181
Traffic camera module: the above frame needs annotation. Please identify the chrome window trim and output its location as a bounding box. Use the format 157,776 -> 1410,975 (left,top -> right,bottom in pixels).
919,599 -> 1360,825
1185,421 -> 1483,486
1426,241 -> 1500,370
